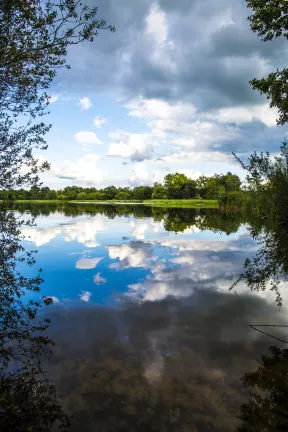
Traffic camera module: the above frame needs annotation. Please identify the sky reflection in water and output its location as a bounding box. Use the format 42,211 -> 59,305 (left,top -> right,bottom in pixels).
17,204 -> 288,431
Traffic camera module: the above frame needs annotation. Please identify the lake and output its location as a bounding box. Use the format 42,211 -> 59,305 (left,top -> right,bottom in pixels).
16,203 -> 288,431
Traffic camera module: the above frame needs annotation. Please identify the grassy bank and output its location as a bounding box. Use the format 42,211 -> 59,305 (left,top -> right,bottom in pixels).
5,199 -> 219,208
144,199 -> 219,208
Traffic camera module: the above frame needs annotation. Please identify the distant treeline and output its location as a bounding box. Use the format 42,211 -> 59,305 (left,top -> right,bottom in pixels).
1,172 -> 245,202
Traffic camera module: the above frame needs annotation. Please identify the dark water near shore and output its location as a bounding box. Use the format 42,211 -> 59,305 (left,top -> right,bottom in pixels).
16,203 -> 288,431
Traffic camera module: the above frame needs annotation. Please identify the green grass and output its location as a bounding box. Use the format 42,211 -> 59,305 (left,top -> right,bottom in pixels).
143,199 -> 219,208
1,199 -> 63,203
5,199 -> 218,208
71,199 -> 144,204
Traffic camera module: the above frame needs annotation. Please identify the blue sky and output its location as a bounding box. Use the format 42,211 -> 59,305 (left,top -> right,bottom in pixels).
39,0 -> 288,189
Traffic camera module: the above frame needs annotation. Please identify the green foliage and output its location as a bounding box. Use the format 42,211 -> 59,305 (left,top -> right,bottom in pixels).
247,0 -> 288,124
76,192 -> 87,200
145,199 -> 218,208
152,183 -> 168,199
3,171 -> 244,204
164,173 -> 191,199
237,345 -> 288,431
0,0 -> 115,191
132,186 -> 153,200
218,191 -> 250,210
231,141 -> 288,307
115,191 -> 133,201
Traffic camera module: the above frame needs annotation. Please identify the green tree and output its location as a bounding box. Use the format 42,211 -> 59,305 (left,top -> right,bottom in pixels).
237,345 -> 288,431
222,172 -> 241,192
133,186 -> 153,200
164,173 -> 189,199
103,186 -> 118,200
46,190 -> 57,200
152,183 -> 168,199
115,191 -> 132,201
181,179 -> 197,198
76,192 -> 87,200
88,191 -> 105,200
247,0 -> 288,125
0,0 -> 115,191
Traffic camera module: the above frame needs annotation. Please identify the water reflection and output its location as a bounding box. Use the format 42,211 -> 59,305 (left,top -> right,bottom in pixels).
13,202 -> 288,431
47,293 -> 287,432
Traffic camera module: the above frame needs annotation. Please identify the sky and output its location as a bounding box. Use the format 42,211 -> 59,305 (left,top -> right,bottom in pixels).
40,0 -> 288,189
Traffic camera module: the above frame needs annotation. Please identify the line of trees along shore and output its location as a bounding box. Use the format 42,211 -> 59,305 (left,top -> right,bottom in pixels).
2,171 -> 242,201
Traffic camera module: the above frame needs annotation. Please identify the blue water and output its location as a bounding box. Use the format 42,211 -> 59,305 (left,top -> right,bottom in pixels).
19,208 -> 254,306
13,203 -> 288,431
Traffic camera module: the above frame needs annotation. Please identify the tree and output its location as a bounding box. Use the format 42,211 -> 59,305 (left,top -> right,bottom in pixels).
237,345 -> 288,431
181,179 -> 197,199
222,172 -> 241,192
231,142 -> 288,307
164,173 -> 189,199
76,192 -> 87,200
247,0 -> 288,125
46,190 -> 57,200
133,186 -> 153,200
152,183 -> 168,199
115,192 -> 132,201
103,186 -> 118,200
0,0 -> 115,191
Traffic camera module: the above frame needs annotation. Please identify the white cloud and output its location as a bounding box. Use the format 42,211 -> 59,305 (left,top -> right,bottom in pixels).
93,116 -> 107,128
75,257 -> 104,270
204,103 -> 278,127
124,98 -> 239,158
93,273 -> 107,285
130,220 -> 149,240
126,98 -> 196,122
146,5 -> 167,43
48,94 -> 59,104
129,162 -> 164,186
75,131 -> 102,145
159,150 -> 233,165
79,97 -> 92,111
79,291 -> 92,302
145,5 -> 176,71
107,131 -> 153,161
107,244 -> 151,268
57,154 -> 105,185
22,215 -> 107,247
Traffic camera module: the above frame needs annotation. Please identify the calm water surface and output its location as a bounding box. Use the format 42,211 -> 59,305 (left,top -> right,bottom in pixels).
16,203 -> 288,431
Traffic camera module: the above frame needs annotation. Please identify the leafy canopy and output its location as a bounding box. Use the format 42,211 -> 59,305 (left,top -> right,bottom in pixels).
247,0 -> 288,124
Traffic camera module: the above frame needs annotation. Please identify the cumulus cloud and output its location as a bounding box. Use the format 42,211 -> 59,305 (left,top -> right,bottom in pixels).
79,291 -> 92,302
203,104 -> 278,127
56,154 -> 105,185
93,116 -> 107,128
22,215 -> 107,248
107,242 -> 153,269
129,162 -> 164,187
79,97 -> 92,110
94,273 -> 107,284
130,220 -> 149,240
107,131 -> 154,161
75,131 -> 102,145
76,257 -> 104,270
